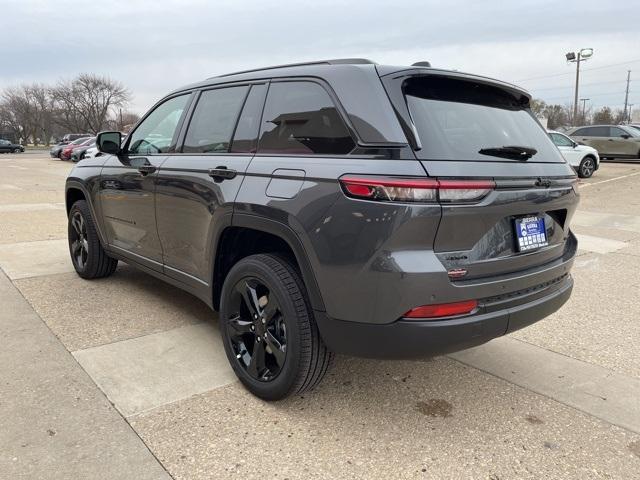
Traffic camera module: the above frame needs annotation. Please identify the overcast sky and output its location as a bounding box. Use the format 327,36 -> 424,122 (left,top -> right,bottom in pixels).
1,0 -> 638,114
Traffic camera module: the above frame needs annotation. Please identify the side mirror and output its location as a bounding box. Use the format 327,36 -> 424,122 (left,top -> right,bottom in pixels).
96,131 -> 122,155
572,141 -> 578,148
621,134 -> 631,139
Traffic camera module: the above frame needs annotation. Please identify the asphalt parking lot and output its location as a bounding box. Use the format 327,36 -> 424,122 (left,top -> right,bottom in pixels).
1,151 -> 639,479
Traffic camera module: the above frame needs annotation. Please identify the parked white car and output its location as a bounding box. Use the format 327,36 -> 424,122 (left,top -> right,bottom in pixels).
548,130 -> 600,178
83,146 -> 99,159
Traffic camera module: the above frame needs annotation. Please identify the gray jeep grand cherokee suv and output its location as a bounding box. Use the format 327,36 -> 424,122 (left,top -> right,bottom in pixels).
65,59 -> 578,399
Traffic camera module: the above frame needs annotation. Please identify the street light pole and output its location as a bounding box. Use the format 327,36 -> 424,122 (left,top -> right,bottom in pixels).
573,52 -> 582,124
566,48 -> 593,126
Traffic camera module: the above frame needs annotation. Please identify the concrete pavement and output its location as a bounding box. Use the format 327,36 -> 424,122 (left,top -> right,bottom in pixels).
1,152 -> 639,479
0,268 -> 171,480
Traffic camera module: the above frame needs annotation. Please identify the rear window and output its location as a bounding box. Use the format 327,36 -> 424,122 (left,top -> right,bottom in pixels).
404,77 -> 564,162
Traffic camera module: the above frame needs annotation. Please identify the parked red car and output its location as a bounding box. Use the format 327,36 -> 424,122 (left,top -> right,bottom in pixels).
61,136 -> 94,160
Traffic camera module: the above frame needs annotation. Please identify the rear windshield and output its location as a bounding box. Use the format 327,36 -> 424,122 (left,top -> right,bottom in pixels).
404,77 -> 564,162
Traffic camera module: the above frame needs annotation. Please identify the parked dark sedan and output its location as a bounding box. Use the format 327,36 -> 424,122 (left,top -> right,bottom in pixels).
0,139 -> 24,153
50,143 -> 67,158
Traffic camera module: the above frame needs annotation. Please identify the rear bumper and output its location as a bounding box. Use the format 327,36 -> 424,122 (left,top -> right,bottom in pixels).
315,274 -> 573,359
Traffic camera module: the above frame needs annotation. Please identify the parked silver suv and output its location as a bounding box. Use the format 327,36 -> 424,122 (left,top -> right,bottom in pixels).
566,124 -> 640,159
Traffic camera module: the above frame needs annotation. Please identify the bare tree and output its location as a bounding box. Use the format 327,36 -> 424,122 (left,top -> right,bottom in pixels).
105,111 -> 140,132
1,86 -> 36,143
543,104 -> 570,130
51,74 -> 130,134
28,84 -> 56,145
592,106 -> 614,125
530,98 -> 547,117
0,84 -> 61,145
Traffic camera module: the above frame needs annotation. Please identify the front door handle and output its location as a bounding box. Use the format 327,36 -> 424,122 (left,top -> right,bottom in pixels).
138,165 -> 157,175
208,166 -> 237,181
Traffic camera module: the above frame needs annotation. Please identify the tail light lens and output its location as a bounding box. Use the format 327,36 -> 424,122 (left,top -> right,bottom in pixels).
340,176 -> 494,203
341,176 -> 438,202
403,300 -> 478,319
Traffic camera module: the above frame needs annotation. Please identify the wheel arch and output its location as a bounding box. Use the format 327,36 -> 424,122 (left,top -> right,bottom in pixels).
65,181 -> 108,246
212,214 -> 325,313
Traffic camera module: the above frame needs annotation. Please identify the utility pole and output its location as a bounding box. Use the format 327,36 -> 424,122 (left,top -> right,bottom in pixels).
580,98 -> 589,123
566,48 -> 593,125
622,70 -> 631,124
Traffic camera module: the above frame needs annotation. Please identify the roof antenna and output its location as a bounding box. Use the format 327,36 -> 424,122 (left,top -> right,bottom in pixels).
411,61 -> 431,67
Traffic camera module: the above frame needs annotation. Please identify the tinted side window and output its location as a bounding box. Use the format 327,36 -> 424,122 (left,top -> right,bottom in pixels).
128,94 -> 190,155
572,128 -> 589,136
231,83 -> 268,154
183,86 -> 249,153
590,126 -> 609,137
258,81 -> 355,155
609,127 -> 627,137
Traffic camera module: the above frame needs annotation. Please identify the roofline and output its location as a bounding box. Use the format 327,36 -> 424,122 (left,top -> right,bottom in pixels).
210,58 -> 376,79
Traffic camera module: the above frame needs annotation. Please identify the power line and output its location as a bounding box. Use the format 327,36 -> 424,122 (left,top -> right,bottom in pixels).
541,90 -> 633,101
514,58 -> 640,83
530,79 -> 629,92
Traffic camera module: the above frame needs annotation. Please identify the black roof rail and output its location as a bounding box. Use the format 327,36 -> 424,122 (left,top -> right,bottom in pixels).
211,58 -> 377,79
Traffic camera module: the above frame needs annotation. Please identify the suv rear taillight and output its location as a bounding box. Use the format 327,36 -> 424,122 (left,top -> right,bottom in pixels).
339,176 -> 495,203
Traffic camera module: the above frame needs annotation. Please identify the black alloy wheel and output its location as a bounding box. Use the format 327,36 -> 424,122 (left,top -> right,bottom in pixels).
67,200 -> 118,279
69,211 -> 89,271
227,277 -> 288,382
220,254 -> 333,400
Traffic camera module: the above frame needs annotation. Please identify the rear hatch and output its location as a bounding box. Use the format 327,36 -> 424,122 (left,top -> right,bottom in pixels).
381,70 -> 579,280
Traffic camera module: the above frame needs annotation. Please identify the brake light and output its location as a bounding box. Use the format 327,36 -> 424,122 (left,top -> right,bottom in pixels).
340,176 -> 494,203
403,300 -> 478,319
341,176 -> 438,202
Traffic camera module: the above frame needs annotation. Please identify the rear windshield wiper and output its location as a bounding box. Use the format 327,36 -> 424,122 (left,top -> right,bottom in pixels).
478,145 -> 537,160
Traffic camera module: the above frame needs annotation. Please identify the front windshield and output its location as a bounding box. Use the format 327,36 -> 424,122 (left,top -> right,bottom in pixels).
622,126 -> 640,137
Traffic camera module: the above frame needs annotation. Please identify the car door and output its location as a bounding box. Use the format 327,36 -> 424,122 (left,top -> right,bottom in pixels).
574,126 -> 607,155
608,126 -> 635,157
99,93 -> 192,271
155,83 -> 267,287
0,140 -> 9,152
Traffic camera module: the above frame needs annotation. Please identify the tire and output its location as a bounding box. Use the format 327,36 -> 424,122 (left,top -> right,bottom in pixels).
220,253 -> 333,400
12,148 -> 21,153
68,200 -> 117,279
578,156 -> 596,178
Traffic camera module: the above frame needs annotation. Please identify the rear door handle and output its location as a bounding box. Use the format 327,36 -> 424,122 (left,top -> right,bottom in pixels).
208,166 -> 237,181
137,165 -> 157,175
